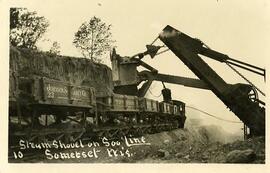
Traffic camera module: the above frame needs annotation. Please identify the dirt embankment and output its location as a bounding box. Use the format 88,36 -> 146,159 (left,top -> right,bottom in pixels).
10,46 -> 113,97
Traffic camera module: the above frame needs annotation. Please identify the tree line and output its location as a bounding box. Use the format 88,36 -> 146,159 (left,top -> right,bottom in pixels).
10,8 -> 115,63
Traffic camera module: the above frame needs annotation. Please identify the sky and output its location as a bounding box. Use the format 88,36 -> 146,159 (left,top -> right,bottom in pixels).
4,0 -> 270,134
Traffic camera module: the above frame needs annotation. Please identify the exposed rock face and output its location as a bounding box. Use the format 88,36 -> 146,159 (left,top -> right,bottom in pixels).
10,46 -> 113,97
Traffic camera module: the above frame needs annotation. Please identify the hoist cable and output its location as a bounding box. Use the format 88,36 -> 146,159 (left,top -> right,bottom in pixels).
150,36 -> 159,45
186,105 -> 242,123
226,62 -> 265,96
148,88 -> 162,98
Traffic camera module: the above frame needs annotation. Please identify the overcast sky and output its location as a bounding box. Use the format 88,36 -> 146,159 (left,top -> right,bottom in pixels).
4,0 -> 270,134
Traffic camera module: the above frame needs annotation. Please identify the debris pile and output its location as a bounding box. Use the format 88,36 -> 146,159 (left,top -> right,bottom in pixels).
134,127 -> 265,163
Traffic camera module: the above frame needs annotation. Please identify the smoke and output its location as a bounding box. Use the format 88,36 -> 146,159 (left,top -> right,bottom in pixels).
185,106 -> 243,143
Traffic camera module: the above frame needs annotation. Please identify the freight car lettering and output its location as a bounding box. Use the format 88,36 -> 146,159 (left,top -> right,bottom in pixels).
72,89 -> 87,98
46,83 -> 68,99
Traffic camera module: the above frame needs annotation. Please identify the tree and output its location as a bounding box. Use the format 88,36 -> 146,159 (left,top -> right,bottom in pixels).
73,16 -> 115,62
10,8 -> 49,49
49,41 -> 61,55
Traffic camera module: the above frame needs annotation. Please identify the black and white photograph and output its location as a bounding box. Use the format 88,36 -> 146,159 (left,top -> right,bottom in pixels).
0,0 -> 269,172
